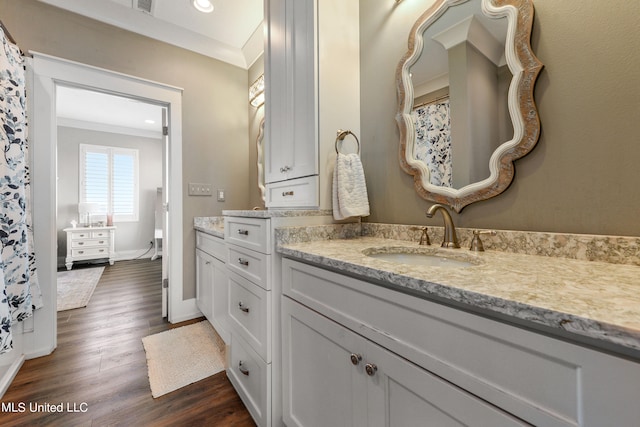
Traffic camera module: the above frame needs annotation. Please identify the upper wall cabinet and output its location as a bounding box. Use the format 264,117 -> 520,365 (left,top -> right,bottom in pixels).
264,0 -> 318,207
264,0 -> 361,209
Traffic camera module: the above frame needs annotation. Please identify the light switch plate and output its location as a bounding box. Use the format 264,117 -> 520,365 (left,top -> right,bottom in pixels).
188,183 -> 212,196
217,189 -> 225,202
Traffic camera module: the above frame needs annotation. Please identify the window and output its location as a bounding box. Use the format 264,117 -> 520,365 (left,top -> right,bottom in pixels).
79,144 -> 139,222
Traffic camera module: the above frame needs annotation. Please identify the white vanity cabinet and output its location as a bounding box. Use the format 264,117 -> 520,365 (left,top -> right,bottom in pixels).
282,298 -> 527,427
195,231 -> 229,343
223,212 -> 334,427
281,258 -> 640,427
225,216 -> 273,427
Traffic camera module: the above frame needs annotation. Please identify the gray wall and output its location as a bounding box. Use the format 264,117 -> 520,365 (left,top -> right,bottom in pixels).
57,126 -> 162,262
1,0 -> 250,299
360,0 -> 640,236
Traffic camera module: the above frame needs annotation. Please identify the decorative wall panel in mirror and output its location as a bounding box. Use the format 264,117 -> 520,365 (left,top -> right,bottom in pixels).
396,0 -> 542,212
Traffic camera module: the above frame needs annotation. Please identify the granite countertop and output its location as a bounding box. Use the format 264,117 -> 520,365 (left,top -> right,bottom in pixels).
277,236 -> 640,355
194,216 -> 224,238
194,210 -> 334,236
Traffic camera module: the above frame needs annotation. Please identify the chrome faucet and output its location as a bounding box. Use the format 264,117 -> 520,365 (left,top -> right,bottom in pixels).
426,204 -> 460,248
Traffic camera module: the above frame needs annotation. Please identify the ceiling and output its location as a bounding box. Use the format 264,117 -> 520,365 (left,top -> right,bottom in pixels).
56,86 -> 165,139
46,0 -> 264,137
38,0 -> 264,69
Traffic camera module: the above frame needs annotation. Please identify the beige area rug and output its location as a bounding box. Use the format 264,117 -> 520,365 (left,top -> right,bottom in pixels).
142,321 -> 226,398
56,267 -> 105,311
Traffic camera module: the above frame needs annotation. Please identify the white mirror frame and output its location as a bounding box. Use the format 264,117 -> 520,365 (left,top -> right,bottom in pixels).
396,0 -> 542,212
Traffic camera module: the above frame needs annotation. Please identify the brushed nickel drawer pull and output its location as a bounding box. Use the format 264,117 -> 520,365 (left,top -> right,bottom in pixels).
238,360 -> 250,376
238,258 -> 249,267
78,251 -> 84,254
282,191 -> 294,197
99,240 -> 105,244
350,353 -> 362,366
238,301 -> 250,313
237,229 -> 249,236
99,249 -> 105,253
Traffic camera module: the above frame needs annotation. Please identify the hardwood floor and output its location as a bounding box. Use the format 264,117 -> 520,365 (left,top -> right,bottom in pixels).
0,259 -> 255,427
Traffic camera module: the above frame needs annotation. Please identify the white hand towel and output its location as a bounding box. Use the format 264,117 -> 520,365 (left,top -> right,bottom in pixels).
332,153 -> 370,220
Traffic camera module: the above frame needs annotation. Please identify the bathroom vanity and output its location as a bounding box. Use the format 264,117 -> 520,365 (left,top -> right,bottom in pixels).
277,225 -> 640,427
197,211 -> 334,427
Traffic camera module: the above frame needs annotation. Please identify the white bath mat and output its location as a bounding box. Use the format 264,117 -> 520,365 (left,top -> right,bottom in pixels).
56,266 -> 105,311
142,321 -> 226,398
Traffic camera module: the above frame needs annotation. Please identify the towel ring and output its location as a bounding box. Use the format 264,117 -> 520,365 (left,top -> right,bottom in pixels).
335,129 -> 360,155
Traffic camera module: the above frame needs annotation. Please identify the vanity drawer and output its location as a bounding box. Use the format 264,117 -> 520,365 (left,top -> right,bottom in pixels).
227,243 -> 270,290
228,270 -> 271,362
71,238 -> 108,248
265,175 -> 319,209
282,258 -> 581,427
227,332 -> 271,427
196,231 -> 226,262
224,217 -> 270,254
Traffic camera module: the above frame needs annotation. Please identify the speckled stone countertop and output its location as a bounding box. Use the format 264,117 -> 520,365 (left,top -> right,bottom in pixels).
194,210 -> 335,237
194,216 -> 224,238
276,226 -> 640,355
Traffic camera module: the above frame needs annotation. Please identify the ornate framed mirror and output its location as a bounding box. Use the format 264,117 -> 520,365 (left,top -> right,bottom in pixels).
396,0 -> 542,212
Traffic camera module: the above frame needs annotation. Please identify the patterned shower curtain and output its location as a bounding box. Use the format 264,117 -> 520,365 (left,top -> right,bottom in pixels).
0,28 -> 43,354
412,99 -> 453,187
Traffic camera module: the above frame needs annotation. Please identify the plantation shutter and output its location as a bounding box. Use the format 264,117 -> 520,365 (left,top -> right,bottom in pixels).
80,144 -> 139,222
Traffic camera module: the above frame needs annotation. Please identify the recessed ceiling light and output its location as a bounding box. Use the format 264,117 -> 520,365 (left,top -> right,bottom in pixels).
145,119 -> 156,124
192,0 -> 214,13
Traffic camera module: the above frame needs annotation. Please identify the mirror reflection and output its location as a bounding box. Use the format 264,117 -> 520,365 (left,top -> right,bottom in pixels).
410,0 -> 512,188
257,117 -> 266,203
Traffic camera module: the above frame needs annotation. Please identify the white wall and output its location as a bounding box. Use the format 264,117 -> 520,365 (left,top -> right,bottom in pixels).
57,126 -> 163,265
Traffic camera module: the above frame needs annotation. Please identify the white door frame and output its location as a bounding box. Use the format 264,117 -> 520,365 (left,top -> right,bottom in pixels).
27,52 -> 189,357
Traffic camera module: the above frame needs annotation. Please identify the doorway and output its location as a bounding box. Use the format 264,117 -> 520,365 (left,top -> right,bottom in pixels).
28,53 -> 185,356
55,85 -> 168,315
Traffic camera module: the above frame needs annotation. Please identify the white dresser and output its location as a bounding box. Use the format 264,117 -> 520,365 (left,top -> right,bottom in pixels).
63,226 -> 116,270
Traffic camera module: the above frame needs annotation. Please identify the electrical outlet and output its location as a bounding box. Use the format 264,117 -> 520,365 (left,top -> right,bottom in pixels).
188,183 -> 213,196
217,189 -> 225,202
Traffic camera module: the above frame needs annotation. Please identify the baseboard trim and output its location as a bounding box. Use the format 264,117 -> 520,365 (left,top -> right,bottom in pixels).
57,249 -> 158,269
0,355 -> 24,399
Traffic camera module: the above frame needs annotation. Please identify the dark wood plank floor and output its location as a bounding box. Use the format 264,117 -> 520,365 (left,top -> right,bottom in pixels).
0,259 -> 255,427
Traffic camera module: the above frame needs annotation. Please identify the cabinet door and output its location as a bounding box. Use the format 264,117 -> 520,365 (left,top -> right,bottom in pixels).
364,342 -> 529,427
195,248 -> 214,320
211,257 -> 229,343
282,297 -> 367,427
265,0 -> 318,184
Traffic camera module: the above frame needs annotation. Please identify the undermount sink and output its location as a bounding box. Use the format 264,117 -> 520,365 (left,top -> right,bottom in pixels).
363,247 -> 479,268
